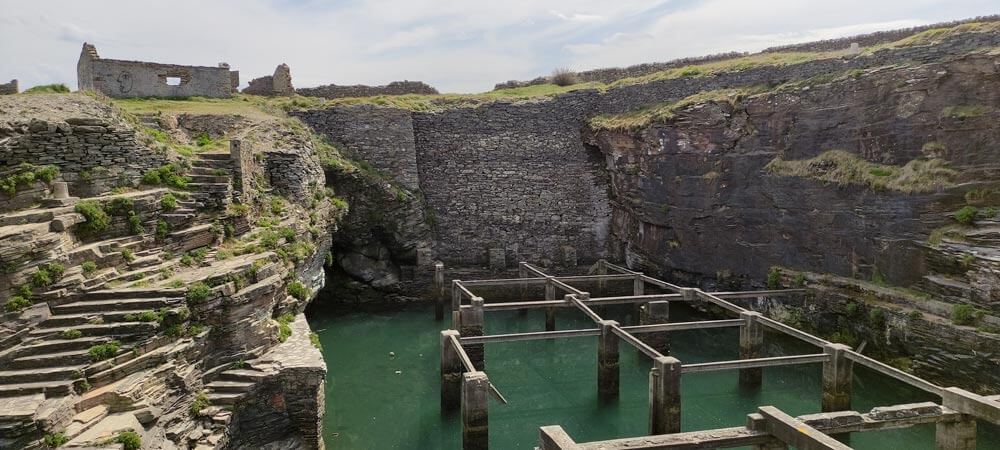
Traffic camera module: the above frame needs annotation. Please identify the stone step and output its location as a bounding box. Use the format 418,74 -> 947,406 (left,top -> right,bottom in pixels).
30,322 -> 157,340
128,254 -> 162,269
218,369 -> 269,383
0,380 -> 76,398
196,153 -> 231,161
190,159 -> 230,169
80,288 -> 184,300
917,274 -> 972,300
189,166 -> 229,176
10,349 -> 95,369
41,310 -> 158,327
205,380 -> 254,394
206,392 -> 242,406
0,365 -> 85,384
188,182 -> 232,193
10,337 -> 111,358
52,298 -> 180,315
188,174 -> 230,184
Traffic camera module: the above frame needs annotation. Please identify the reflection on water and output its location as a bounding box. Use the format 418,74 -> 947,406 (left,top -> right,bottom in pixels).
306,301 -> 999,449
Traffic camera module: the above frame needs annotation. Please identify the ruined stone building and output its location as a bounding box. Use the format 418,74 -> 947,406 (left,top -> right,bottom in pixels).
0,80 -> 17,95
76,43 -> 238,98
243,64 -> 295,96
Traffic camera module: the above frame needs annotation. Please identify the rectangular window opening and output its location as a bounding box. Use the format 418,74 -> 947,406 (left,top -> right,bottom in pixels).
165,77 -> 182,86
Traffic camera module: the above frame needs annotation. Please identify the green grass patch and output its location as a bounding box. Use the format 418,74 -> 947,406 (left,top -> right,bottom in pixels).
23,83 -> 70,94
951,304 -> 983,326
190,392 -> 210,416
185,282 -> 212,304
0,163 -> 60,196
940,105 -> 991,119
764,150 -> 956,193
60,329 -> 83,339
287,280 -> 310,301
954,206 -> 978,225
114,430 -> 141,450
88,341 -> 121,361
589,87 -> 767,131
277,312 -> 295,342
74,200 -> 111,235
4,296 -> 31,312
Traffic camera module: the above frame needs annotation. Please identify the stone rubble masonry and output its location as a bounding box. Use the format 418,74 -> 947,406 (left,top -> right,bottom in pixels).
0,79 -> 17,95
264,147 -> 326,203
229,140 -> 265,207
495,14 -> 1000,89
297,29 -> 1000,268
296,80 -> 438,99
2,117 -> 169,197
242,64 -> 295,96
77,43 -> 238,98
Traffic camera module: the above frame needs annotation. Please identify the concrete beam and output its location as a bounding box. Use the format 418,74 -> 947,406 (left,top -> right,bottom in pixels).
598,320 -> 620,401
462,371 -> 490,450
757,406 -> 851,450
539,426 -> 579,450
682,354 -> 829,374
649,356 -> 682,435
940,387 -> 1000,424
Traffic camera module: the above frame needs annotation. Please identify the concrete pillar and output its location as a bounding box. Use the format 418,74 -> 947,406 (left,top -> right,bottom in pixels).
936,417 -> 977,450
649,356 -> 682,434
539,426 -> 577,450
518,264 -> 528,317
545,278 -> 556,331
440,330 -> 463,412
821,343 -> 852,412
746,413 -> 789,450
51,181 -> 69,199
460,297 -> 485,370
462,371 -> 490,450
452,280 -> 462,311
596,260 -> 607,296
640,301 -> 670,354
434,262 -> 445,320
598,320 -> 620,401
633,274 -> 645,320
739,311 -> 763,388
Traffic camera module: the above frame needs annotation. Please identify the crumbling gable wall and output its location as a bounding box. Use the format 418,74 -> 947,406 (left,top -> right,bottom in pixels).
243,64 -> 295,96
76,43 -> 238,98
0,80 -> 17,95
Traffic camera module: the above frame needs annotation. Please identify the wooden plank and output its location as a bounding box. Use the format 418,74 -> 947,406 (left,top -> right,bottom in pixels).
758,406 -> 851,450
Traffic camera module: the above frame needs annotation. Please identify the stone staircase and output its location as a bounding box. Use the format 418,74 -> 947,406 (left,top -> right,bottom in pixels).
188,154 -> 233,211
203,364 -> 269,410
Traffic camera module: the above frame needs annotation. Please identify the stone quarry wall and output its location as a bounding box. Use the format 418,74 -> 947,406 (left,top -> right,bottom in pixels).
300,29 -> 1000,268
0,80 -> 17,95
264,148 -> 325,203
1,117 -> 168,197
77,43 -> 237,98
297,80 -> 438,99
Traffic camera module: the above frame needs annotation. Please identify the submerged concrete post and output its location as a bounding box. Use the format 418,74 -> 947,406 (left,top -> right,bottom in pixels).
462,371 -> 490,450
598,320 -> 620,401
739,311 -> 764,388
633,273 -> 645,319
452,280 -> 463,311
435,262 -> 445,320
545,278 -> 556,331
597,260 -> 607,295
821,343 -> 852,412
649,356 -> 682,435
460,297 -> 486,370
640,301 -> 670,354
440,330 -> 463,412
937,389 -> 980,450
518,264 -> 528,316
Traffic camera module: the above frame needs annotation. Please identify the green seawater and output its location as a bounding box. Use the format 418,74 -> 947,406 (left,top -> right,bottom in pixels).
307,302 -> 1000,449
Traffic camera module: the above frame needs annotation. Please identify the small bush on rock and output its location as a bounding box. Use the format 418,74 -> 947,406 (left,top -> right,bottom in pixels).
287,281 -> 310,301
766,267 -> 782,289
160,193 -> 178,211
60,329 -> 83,339
43,431 -> 69,447
75,201 -> 110,235
951,304 -> 982,326
954,206 -> 978,225
88,341 -> 120,361
186,282 -> 212,304
114,430 -> 141,450
4,296 -> 31,313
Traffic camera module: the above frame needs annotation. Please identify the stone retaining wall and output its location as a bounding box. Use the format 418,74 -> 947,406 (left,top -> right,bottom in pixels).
297,81 -> 437,99
77,43 -> 237,99
264,148 -> 325,203
0,80 -> 17,95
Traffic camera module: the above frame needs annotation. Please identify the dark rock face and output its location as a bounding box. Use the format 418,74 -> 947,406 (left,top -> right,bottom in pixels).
587,53 -> 1000,288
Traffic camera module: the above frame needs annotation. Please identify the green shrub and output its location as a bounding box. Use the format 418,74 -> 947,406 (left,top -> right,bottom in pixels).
23,83 -> 70,94
4,296 -> 31,312
765,267 -> 782,289
45,262 -> 65,280
951,304 -> 981,326
87,341 -> 121,361
60,329 -> 82,339
187,323 -> 205,336
141,164 -> 190,189
180,254 -> 194,266
121,248 -> 135,263
277,312 -> 295,342
35,165 -> 59,182
128,211 -> 144,235
43,431 -> 69,447
954,206 -> 978,225
907,310 -> 923,320
310,332 -> 323,351
195,134 -> 213,147
105,197 -> 134,216
160,193 -> 178,211
844,301 -> 859,316
75,201 -> 111,235
0,163 -> 60,196
114,430 -> 141,450
156,220 -> 170,240
123,310 -> 158,322
269,196 -> 285,215
186,282 -> 212,303
31,268 -> 53,288
16,284 -> 32,298
871,267 -> 887,286
287,281 -> 310,301
279,227 -> 297,242
190,392 -> 210,416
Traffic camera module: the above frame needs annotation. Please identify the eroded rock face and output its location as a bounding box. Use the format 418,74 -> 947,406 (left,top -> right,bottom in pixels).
586,53 -> 1000,288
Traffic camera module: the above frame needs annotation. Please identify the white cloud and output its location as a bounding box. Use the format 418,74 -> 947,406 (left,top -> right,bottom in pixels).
0,0 -> 995,93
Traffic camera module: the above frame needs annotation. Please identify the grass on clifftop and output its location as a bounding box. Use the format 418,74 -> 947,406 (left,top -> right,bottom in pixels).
867,21 -> 1000,52
588,87 -> 767,131
765,150 -> 957,193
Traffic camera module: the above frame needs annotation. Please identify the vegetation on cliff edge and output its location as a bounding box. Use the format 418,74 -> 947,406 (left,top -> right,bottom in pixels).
588,87 -> 766,131
765,150 -> 957,193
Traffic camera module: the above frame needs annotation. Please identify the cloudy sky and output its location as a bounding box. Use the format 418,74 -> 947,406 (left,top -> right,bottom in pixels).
1,0 -> 997,93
